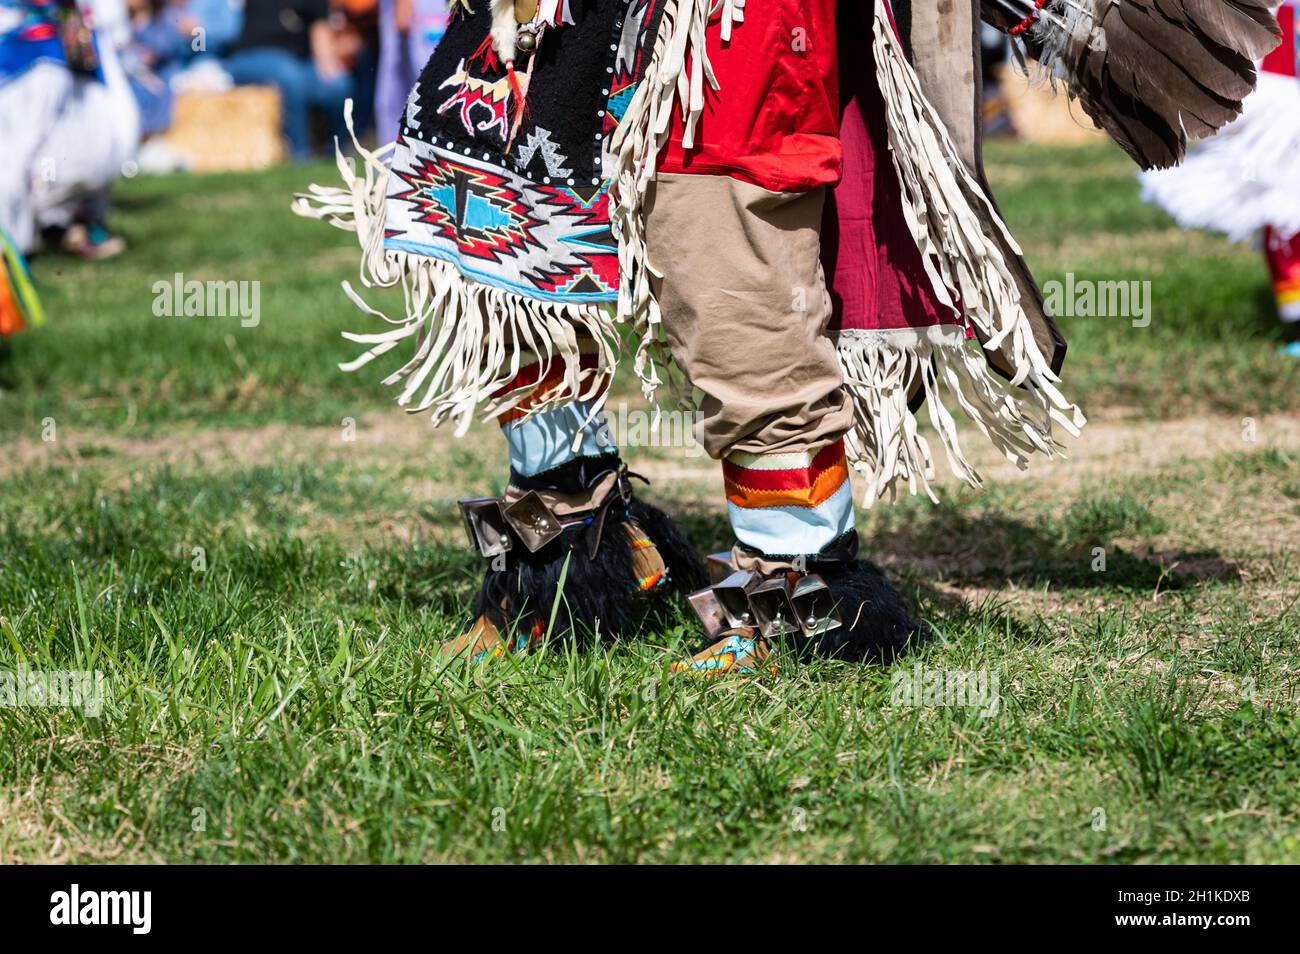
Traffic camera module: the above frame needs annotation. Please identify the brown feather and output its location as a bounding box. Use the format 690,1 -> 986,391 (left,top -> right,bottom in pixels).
989,0 -> 1281,168
1120,0 -> 1256,100
1147,0 -> 1279,60
1099,8 -> 1241,131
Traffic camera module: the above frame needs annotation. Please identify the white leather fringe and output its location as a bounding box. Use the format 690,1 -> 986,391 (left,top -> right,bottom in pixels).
292,103 -> 618,438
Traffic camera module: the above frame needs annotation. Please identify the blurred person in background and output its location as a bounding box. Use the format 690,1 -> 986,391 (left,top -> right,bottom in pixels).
125,0 -> 178,134
224,0 -> 352,160
330,0 -> 377,140
0,0 -> 139,259
123,0 -> 242,136
373,0 -> 445,145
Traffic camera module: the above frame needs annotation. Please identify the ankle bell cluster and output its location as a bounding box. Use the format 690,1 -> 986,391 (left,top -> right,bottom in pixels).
688,565 -> 841,642
458,465 -> 642,561
686,531 -> 861,641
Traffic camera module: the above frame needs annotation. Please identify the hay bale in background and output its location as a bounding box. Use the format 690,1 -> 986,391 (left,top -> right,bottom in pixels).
161,86 -> 285,173
995,62 -> 1103,147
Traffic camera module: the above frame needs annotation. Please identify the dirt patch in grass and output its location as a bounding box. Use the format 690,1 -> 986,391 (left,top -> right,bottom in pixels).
0,779 -> 152,864
6,410 -> 1298,561
948,411 -> 1300,494
10,409 -> 1299,486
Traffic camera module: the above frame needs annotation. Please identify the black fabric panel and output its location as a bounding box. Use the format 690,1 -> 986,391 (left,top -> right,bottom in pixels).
408,0 -> 624,183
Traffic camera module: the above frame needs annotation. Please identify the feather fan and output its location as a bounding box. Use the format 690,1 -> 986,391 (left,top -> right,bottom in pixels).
984,0 -> 1282,168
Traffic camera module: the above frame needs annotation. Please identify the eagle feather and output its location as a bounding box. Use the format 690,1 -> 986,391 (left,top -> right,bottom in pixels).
985,0 -> 1282,168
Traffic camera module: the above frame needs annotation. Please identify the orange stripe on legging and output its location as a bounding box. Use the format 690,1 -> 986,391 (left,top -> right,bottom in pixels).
725,448 -> 849,509
491,353 -> 603,423
723,440 -> 845,491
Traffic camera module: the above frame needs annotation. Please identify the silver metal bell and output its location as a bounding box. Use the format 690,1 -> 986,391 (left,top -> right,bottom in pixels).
501,491 -> 563,552
748,575 -> 798,638
459,498 -> 512,559
711,570 -> 757,629
790,574 -> 842,637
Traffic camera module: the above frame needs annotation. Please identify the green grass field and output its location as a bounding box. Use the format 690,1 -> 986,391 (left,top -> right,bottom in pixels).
1,141 -> 1298,863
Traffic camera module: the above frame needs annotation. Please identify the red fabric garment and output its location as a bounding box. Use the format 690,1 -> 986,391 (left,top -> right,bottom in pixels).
655,3 -> 843,193
654,0 -> 950,334
1262,2 -> 1296,77
821,6 -> 953,334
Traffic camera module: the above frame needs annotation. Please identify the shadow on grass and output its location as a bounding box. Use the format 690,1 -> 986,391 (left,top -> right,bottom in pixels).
665,497 -> 1242,594
907,578 -> 1048,648
0,472 -> 1243,671
863,488 -> 1242,594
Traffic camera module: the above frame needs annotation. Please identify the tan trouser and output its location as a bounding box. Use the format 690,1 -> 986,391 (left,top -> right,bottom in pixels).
645,172 -> 853,461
